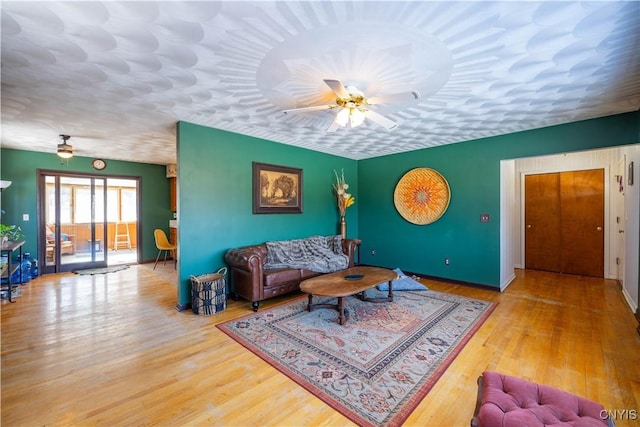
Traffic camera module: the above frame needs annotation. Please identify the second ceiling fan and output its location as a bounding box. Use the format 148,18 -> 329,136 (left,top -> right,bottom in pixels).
283,79 -> 420,132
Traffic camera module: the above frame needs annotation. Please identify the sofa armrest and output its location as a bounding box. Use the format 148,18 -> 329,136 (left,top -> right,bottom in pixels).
342,238 -> 361,267
225,246 -> 266,303
225,247 -> 264,276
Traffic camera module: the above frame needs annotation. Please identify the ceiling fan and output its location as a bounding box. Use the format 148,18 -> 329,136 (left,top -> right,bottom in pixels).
283,79 -> 420,132
57,134 -> 73,159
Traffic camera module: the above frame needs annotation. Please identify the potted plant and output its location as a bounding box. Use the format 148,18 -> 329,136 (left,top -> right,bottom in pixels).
0,223 -> 23,246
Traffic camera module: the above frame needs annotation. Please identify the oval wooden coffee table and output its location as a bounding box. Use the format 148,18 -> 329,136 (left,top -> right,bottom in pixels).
299,266 -> 398,325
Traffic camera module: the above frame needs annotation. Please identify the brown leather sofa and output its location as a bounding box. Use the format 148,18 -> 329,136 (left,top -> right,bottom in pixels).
225,238 -> 360,311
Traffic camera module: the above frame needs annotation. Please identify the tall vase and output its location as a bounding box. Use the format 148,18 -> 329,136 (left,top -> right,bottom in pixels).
339,215 -> 347,239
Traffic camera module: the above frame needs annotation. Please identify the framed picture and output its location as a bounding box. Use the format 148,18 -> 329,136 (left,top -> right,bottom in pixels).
252,162 -> 303,214
629,161 -> 634,186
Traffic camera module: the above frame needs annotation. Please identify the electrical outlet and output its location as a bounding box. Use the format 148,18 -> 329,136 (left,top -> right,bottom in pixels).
22,214 -> 29,221
371,249 -> 376,256
444,257 -> 450,265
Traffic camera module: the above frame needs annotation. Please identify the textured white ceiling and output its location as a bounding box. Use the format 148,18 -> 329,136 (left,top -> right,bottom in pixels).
1,1 -> 639,165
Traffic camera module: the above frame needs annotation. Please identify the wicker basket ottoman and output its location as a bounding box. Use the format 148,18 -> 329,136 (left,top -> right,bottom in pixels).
190,267 -> 227,315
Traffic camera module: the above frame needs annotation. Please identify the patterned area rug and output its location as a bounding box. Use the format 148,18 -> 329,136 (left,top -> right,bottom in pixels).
72,265 -> 130,275
218,289 -> 496,427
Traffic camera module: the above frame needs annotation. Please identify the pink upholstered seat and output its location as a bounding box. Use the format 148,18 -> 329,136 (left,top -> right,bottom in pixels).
472,371 -> 614,427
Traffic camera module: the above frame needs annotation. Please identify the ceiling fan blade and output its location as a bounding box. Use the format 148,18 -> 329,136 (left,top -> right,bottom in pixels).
326,119 -> 341,133
283,104 -> 333,115
324,79 -> 350,99
367,91 -> 421,105
363,110 -> 398,130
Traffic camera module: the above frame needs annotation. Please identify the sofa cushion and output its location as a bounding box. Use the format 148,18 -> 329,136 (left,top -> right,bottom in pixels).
475,371 -> 613,427
263,268 -> 301,287
300,269 -> 322,280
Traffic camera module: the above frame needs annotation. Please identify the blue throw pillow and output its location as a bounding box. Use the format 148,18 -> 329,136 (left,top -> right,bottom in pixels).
378,268 -> 428,291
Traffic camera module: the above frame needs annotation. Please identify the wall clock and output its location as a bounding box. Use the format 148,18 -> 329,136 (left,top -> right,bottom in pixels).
91,159 -> 107,170
394,168 -> 451,225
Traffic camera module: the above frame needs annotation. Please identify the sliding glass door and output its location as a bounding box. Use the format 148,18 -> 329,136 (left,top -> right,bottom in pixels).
40,173 -> 107,273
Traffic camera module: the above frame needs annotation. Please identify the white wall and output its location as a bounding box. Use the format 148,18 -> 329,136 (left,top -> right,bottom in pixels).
620,145 -> 640,312
500,160 -> 517,291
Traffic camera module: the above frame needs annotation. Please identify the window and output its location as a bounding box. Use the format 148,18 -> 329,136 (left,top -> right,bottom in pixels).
121,189 -> 137,222
45,182 -> 72,224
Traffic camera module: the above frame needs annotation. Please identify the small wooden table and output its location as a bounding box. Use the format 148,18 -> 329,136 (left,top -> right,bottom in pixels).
299,266 -> 397,325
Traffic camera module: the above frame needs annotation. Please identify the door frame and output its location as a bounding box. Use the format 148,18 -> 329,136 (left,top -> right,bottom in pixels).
615,157 -> 626,286
37,169 -> 142,273
519,166 -> 611,278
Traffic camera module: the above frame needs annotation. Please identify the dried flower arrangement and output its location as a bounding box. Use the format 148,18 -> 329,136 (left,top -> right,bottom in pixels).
333,169 -> 355,217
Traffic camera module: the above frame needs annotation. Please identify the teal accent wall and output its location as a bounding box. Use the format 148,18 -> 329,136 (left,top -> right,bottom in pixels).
358,112 -> 640,287
0,148 -> 171,262
176,122 -> 358,306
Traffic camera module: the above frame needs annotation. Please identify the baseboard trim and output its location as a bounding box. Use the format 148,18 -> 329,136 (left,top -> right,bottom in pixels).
636,310 -> 640,337
393,268 -> 501,292
142,258 -> 176,265
356,264 -> 500,291
175,303 -> 190,312
500,272 -> 517,292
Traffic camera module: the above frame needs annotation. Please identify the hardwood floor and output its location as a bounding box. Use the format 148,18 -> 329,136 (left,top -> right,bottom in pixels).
2,267 -> 639,426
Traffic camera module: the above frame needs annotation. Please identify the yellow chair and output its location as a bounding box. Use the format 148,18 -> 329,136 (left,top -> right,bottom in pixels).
153,229 -> 176,270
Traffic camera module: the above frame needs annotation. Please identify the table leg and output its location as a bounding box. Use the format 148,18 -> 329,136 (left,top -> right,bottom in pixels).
7,255 -> 14,303
356,282 -> 394,303
338,297 -> 345,325
307,294 -> 313,312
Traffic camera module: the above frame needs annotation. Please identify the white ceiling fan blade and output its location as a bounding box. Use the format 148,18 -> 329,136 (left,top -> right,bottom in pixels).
326,119 -> 341,133
367,91 -> 421,105
363,110 -> 398,130
283,104 -> 333,115
324,79 -> 350,99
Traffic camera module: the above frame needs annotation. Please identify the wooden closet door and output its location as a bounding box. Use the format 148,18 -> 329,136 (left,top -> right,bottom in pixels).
560,169 -> 604,277
525,173 -> 561,272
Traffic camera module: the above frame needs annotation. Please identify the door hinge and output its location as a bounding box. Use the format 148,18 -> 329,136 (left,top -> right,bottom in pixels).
616,257 -> 620,265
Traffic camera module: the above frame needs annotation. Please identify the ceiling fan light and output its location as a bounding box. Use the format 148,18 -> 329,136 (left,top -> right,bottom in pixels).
335,108 -> 350,127
350,108 -> 366,127
57,143 -> 73,159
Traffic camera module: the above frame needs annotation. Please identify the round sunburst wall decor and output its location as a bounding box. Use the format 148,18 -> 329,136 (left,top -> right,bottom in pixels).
394,168 -> 451,225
